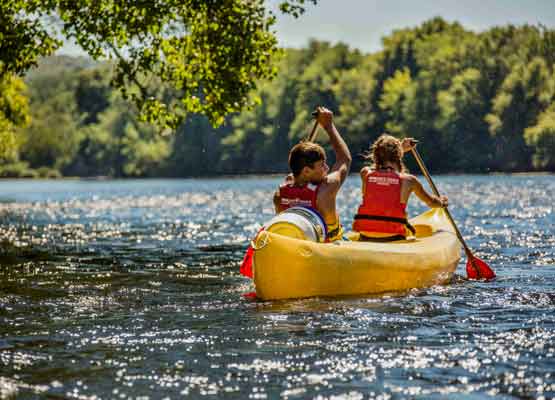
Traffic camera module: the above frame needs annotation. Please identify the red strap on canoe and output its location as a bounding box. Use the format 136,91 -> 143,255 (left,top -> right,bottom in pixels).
240,244 -> 254,278
242,291 -> 257,299
240,227 -> 265,279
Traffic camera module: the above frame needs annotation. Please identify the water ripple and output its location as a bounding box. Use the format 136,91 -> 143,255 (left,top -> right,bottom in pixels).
1,176 -> 554,398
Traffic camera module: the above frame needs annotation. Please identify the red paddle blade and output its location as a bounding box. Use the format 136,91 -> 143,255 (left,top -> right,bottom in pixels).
466,256 -> 496,280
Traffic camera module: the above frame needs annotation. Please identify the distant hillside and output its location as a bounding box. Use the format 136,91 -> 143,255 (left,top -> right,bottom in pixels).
25,55 -> 100,82
5,19 -> 555,178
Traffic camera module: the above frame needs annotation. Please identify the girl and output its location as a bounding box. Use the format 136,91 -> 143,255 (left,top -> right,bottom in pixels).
352,134 -> 448,241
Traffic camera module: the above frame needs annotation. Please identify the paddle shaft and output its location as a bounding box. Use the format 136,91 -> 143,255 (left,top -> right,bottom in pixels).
307,120 -> 319,142
410,148 -> 474,258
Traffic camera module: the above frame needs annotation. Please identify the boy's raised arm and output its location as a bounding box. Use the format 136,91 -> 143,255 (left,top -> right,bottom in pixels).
316,107 -> 351,185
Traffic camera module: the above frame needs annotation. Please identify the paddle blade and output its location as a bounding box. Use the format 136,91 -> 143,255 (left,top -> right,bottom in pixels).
466,256 -> 496,280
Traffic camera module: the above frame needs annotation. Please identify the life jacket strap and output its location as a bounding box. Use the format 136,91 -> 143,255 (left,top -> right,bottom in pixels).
353,214 -> 416,235
326,224 -> 343,242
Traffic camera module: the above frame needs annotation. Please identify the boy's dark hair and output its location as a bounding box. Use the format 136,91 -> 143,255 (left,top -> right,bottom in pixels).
289,142 -> 326,176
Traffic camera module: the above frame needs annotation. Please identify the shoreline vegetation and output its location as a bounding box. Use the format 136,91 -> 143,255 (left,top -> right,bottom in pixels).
0,171 -> 553,181
2,18 -> 555,178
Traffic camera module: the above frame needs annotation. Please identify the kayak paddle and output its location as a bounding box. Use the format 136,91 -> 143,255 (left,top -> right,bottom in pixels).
410,147 -> 496,281
306,110 -> 320,142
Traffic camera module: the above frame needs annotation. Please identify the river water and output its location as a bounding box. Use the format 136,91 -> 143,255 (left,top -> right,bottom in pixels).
0,175 -> 554,399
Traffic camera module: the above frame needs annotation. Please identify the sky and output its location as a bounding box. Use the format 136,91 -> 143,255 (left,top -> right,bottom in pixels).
268,0 -> 555,53
58,0 -> 555,55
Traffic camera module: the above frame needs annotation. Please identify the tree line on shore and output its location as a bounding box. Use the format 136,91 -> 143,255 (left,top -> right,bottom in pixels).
1,17 -> 554,178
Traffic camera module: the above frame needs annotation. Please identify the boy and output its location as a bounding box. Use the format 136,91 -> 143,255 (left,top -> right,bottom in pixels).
273,106 -> 351,242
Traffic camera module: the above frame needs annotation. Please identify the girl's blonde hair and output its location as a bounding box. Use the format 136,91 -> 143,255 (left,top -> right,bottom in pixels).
364,134 -> 407,173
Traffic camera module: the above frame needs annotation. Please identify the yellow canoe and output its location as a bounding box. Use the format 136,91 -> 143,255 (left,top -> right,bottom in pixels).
252,208 -> 461,300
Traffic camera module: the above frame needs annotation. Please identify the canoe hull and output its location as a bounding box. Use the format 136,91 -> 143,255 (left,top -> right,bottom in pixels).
253,208 -> 461,300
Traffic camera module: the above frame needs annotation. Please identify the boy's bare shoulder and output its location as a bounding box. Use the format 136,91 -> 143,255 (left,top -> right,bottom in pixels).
322,174 -> 340,187
320,172 -> 343,193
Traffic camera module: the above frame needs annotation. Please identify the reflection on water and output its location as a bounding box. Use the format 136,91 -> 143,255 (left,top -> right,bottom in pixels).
1,175 -> 554,399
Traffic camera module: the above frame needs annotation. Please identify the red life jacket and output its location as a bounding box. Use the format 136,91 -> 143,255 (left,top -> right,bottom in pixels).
240,182 -> 321,280
352,170 -> 415,236
278,182 -> 319,211
279,182 -> 345,242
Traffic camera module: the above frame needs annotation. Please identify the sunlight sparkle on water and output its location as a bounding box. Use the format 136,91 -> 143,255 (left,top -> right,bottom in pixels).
1,176 -> 554,398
